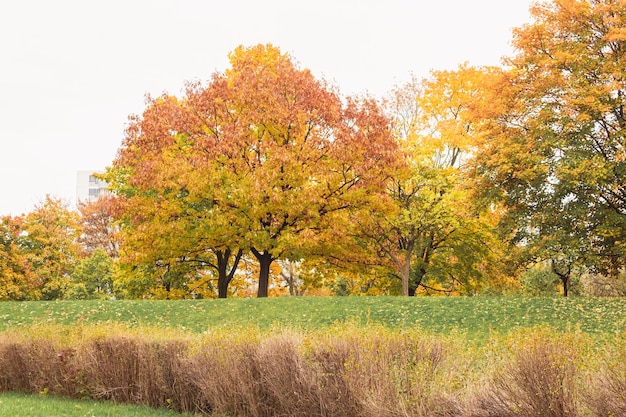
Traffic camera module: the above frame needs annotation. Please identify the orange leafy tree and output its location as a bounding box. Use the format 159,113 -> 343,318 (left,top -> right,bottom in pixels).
77,195 -> 119,258
105,44 -> 397,298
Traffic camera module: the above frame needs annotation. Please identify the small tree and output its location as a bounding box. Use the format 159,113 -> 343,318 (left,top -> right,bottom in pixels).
0,216 -> 38,300
367,67 -> 504,296
77,196 -> 119,258
20,196 -> 81,300
69,248 -> 116,299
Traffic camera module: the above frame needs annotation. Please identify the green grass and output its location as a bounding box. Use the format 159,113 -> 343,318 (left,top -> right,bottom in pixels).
0,296 -> 623,341
0,296 -> 624,416
0,392 -> 198,417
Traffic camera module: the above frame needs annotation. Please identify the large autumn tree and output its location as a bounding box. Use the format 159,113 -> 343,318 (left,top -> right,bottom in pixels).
366,67 -> 505,296
105,94 -> 246,299
106,44 -> 397,298
474,0 -> 626,295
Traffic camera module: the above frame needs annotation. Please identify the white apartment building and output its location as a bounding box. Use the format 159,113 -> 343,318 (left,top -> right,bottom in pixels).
76,170 -> 110,204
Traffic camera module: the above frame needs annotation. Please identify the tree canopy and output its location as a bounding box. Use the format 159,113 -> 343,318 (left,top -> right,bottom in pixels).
105,44 -> 398,298
473,0 -> 626,295
2,1 -> 624,299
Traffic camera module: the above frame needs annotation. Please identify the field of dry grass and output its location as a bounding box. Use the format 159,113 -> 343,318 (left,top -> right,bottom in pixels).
0,322 -> 624,416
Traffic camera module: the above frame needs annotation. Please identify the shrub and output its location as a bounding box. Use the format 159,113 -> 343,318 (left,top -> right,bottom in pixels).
470,331 -> 584,417
305,328 -> 464,416
0,325 -> 620,417
186,330 -> 262,416
520,266 -> 561,296
0,338 -> 59,394
582,271 -> 626,297
585,339 -> 626,416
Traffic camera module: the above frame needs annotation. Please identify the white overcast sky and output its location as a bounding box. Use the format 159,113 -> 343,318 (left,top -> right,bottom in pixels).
0,0 -> 534,216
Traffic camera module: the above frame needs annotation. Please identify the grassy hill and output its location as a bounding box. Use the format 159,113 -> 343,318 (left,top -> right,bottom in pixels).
0,296 -> 623,341
0,296 -> 624,416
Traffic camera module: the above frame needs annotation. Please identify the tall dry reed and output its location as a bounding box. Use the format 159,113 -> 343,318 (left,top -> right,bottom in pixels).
0,325 -> 615,417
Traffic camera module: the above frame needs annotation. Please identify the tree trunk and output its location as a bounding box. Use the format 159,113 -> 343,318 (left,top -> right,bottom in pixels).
409,266 -> 427,297
280,261 -> 301,296
251,248 -> 274,298
401,254 -> 410,296
217,254 -> 229,299
551,259 -> 572,297
217,272 -> 229,298
561,275 -> 570,297
389,241 -> 413,296
215,249 -> 243,299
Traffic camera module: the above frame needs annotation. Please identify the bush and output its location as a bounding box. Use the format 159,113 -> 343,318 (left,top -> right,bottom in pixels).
585,339 -> 626,416
470,331 -> 585,417
0,338 -> 62,394
582,271 -> 626,297
520,266 -> 561,296
0,325 -> 617,417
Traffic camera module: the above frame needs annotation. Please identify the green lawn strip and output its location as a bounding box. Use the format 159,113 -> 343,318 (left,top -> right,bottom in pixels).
0,392 -> 199,417
0,296 -> 623,342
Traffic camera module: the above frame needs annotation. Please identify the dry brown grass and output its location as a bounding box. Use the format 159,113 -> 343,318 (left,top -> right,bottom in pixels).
0,338 -> 62,394
584,339 -> 626,417
185,328 -> 466,417
470,335 -> 582,417
79,336 -> 197,410
0,325 -> 619,416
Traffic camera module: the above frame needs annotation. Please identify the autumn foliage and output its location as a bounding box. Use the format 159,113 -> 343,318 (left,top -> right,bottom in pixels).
1,0 -> 625,299
472,0 -> 626,295
105,44 -> 399,298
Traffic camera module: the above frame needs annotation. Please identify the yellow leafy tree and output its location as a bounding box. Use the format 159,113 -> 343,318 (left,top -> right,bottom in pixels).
364,67 -> 507,296
0,215 -> 38,300
20,196 -> 82,300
